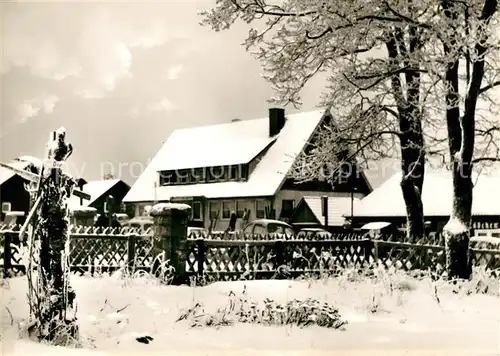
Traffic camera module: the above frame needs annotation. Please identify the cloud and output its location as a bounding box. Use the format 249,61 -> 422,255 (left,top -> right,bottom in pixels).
1,3 -> 174,98
149,98 -> 177,112
166,64 -> 183,80
18,94 -> 60,123
129,98 -> 177,117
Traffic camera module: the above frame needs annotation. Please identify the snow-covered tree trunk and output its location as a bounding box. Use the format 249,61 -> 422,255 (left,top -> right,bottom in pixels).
441,0 -> 497,280
443,162 -> 473,279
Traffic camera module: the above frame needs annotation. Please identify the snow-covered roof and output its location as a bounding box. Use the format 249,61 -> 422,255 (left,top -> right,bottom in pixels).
15,155 -> 43,169
124,109 -> 328,202
0,160 -> 31,186
297,196 -> 362,227
354,169 -> 500,217
158,125 -> 277,170
68,179 -> 124,210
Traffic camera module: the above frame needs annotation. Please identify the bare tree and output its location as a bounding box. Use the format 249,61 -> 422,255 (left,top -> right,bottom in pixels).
200,0 -> 446,241
201,0 -> 500,278
439,0 -> 500,279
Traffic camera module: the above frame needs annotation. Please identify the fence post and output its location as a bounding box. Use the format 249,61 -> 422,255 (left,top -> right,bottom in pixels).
363,239 -> 373,267
127,235 -> 136,273
71,207 -> 97,227
3,232 -> 12,278
150,203 -> 191,285
273,240 -> 285,278
196,239 -> 205,277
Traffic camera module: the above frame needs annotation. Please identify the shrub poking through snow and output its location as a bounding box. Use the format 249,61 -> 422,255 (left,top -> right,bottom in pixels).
176,285 -> 347,329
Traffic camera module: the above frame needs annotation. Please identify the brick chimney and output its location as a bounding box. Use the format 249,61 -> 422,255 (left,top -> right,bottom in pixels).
269,108 -> 286,137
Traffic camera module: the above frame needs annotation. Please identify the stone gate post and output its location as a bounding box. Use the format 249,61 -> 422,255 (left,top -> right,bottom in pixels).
150,203 -> 190,285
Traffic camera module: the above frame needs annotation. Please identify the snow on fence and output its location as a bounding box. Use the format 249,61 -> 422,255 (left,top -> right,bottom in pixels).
1,224 -> 499,279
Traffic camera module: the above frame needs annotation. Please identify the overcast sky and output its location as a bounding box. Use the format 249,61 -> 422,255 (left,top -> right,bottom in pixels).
0,1 -> 396,188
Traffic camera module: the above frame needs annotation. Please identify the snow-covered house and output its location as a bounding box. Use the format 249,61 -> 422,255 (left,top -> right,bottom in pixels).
123,108 -> 372,231
351,169 -> 500,236
0,160 -> 34,224
68,178 -> 131,215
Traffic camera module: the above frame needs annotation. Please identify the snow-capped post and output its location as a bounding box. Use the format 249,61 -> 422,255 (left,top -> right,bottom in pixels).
33,127 -> 79,342
150,203 -> 191,285
71,207 -> 97,227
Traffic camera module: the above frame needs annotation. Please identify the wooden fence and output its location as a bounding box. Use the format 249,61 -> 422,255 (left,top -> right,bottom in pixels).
1,225 -> 499,280
0,224 -> 155,277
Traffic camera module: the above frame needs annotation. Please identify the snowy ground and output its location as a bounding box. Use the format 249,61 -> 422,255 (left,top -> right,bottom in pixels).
1,270 -> 499,355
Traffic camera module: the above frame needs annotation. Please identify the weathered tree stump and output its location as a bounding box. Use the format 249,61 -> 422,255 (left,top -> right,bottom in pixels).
28,128 -> 79,343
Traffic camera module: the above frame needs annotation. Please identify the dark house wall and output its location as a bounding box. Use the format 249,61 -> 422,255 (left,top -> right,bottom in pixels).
90,181 -> 131,215
0,176 -> 30,224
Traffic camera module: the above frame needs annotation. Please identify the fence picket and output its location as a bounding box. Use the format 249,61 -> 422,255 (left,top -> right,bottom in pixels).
3,232 -> 11,277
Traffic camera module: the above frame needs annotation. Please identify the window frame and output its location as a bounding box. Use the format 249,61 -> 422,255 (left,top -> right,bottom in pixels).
229,165 -> 239,181
191,201 -> 202,221
222,200 -> 235,220
240,165 -> 249,181
236,200 -> 245,218
255,199 -> 269,219
193,168 -> 205,183
177,169 -> 190,184
159,171 -> 173,186
209,201 -> 221,219
211,166 -> 224,182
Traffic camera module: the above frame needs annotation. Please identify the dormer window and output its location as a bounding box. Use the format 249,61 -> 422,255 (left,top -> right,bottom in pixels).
229,165 -> 238,180
159,171 -> 173,185
212,166 -> 223,180
240,165 -> 249,181
193,168 -> 205,182
159,163 -> 250,186
177,170 -> 189,184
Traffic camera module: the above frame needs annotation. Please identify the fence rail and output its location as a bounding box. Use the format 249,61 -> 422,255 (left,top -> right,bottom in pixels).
1,226 -> 499,280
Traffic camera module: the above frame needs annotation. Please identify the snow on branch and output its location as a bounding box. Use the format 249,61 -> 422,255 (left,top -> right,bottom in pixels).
201,0 -> 500,179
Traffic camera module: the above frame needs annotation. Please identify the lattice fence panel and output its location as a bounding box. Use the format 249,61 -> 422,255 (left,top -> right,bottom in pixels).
132,237 -> 156,270
70,236 -> 128,273
198,240 -> 277,281
282,240 -> 372,273
186,240 -> 199,274
374,241 -> 445,272
471,248 -> 500,273
0,228 -> 27,277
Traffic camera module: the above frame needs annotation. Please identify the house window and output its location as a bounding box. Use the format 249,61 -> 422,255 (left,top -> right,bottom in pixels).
177,170 -> 189,184
236,201 -> 245,218
240,165 -> 249,181
256,200 -> 269,219
159,171 -> 173,185
222,166 -> 229,180
192,201 -> 202,221
212,166 -> 224,181
222,201 -> 235,219
192,168 -> 205,182
209,201 -> 221,219
207,167 -> 217,182
229,165 -> 238,180
280,199 -> 295,218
